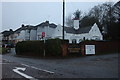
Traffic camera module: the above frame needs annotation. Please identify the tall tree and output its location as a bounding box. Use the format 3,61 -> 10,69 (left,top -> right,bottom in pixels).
88,2 -> 113,39
112,1 -> 120,23
109,1 -> 120,40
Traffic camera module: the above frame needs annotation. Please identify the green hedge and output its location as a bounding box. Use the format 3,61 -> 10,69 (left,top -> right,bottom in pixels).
15,39 -> 69,57
45,39 -> 62,56
16,41 -> 44,56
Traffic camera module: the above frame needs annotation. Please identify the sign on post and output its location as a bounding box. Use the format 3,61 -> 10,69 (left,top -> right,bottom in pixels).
42,32 -> 45,38
85,45 -> 95,55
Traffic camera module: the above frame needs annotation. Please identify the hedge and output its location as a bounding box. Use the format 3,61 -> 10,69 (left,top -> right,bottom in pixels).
15,41 -> 44,56
15,39 -> 69,57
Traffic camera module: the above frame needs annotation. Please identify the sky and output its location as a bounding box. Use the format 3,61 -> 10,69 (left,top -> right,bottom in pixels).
0,0 -> 119,32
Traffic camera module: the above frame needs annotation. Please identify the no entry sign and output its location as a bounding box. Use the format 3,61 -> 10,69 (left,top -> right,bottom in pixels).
42,32 -> 45,38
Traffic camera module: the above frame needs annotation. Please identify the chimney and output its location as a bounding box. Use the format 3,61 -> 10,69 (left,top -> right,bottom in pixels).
22,24 -> 24,27
73,18 -> 79,30
45,21 -> 49,26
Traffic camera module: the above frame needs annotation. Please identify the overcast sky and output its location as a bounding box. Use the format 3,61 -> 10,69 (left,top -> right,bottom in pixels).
0,0 -> 119,32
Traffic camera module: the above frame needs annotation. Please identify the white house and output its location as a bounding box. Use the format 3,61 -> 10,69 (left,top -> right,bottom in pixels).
12,25 -> 37,43
53,19 -> 103,43
11,20 -> 103,44
36,21 -> 57,40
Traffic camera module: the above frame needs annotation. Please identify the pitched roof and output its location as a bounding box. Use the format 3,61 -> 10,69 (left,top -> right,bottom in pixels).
14,21 -> 57,33
36,22 -> 57,28
14,25 -> 37,33
2,30 -> 14,36
64,26 -> 92,34
49,23 -> 57,28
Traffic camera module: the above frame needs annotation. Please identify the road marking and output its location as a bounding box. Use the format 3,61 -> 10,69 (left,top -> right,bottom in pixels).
3,59 -> 11,62
13,67 -> 37,79
0,63 -> 10,64
0,59 -> 11,64
21,64 -> 54,74
31,66 -> 54,74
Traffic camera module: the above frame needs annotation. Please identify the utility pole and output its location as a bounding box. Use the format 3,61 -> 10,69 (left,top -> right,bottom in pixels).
63,0 -> 65,40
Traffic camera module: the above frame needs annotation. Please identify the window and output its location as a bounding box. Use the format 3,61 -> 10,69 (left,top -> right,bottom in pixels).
83,37 -> 85,40
92,36 -> 100,40
72,39 -> 77,44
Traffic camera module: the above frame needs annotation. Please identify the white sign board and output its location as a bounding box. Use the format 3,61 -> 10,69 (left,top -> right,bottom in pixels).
85,45 -> 95,55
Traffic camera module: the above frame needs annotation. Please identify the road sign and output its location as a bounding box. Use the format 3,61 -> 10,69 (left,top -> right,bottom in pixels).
42,32 -> 45,38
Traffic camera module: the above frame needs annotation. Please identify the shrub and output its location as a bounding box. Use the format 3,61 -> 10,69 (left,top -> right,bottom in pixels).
15,39 -> 69,57
0,47 -> 10,54
15,41 -> 44,56
45,39 -> 62,56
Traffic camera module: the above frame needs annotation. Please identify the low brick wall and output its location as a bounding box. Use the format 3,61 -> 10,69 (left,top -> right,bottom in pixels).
61,44 -> 68,56
79,41 -> 119,55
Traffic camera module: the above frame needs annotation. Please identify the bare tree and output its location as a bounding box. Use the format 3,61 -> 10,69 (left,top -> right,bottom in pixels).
88,2 -> 113,33
73,9 -> 82,19
65,14 -> 74,27
112,1 -> 120,22
66,9 -> 82,27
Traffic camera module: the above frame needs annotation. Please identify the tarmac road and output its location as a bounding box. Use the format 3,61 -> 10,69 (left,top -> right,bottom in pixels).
1,49 -> 119,79
1,56 -> 62,79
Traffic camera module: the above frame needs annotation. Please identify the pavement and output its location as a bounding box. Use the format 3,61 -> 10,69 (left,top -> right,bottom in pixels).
1,48 -> 119,79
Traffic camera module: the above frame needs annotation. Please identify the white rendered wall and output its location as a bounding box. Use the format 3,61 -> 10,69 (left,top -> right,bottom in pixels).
17,30 -> 25,41
74,20 -> 79,30
89,23 -> 103,40
30,30 -> 37,40
53,24 -> 62,39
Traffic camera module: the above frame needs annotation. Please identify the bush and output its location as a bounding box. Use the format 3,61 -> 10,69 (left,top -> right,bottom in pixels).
0,47 -> 10,54
16,41 -> 44,56
15,39 -> 69,57
45,39 -> 62,56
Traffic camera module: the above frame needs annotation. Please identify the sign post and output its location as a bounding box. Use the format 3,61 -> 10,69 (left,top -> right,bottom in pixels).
42,32 -> 46,57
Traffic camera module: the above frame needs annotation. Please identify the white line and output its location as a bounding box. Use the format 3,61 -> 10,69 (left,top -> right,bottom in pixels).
13,67 -> 34,79
0,63 -> 10,64
3,59 -> 11,62
21,64 -> 54,74
13,67 -> 38,80
21,64 -> 30,67
2,59 -> 54,74
31,66 -> 54,74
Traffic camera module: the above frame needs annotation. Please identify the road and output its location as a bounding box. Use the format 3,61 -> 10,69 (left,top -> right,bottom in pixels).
1,48 -> 119,79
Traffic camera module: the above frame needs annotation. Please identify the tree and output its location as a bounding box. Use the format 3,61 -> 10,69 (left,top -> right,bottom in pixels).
80,16 -> 97,28
108,1 -> 120,40
73,9 -> 82,19
65,14 -> 74,27
88,2 -> 114,39
66,9 -> 82,27
112,1 -> 120,23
